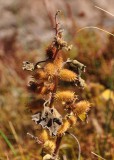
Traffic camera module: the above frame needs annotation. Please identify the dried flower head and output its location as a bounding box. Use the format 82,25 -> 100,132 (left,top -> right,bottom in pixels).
59,69 -> 78,82
55,91 -> 76,103
72,100 -> 91,121
34,70 -> 47,80
44,63 -> 56,78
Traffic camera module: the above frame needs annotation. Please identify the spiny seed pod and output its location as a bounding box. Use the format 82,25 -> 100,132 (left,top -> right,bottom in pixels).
72,100 -> 91,116
68,115 -> 77,126
44,63 -> 56,78
57,120 -> 70,136
46,45 -> 56,59
40,83 -> 55,94
37,129 -> 49,143
59,69 -> 77,82
34,70 -> 47,80
54,53 -> 63,70
43,140 -> 56,154
39,86 -> 48,94
34,82 -> 55,95
55,91 -> 75,103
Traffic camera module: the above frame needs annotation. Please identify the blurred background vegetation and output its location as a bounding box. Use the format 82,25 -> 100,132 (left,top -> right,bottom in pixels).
0,0 -> 114,159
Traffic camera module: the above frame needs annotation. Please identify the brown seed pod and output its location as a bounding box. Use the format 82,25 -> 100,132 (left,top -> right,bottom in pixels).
46,45 -> 56,59
44,63 -> 56,78
39,83 -> 55,94
55,91 -> 75,103
72,100 -> 91,116
39,86 -> 48,94
34,70 -> 47,80
59,69 -> 77,82
43,139 -> 56,154
57,120 -> 70,136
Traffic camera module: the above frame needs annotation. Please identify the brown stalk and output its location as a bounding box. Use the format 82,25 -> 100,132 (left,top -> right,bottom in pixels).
54,10 -> 61,36
49,75 -> 58,108
49,15 -> 62,156
53,136 -> 63,159
52,48 -> 59,60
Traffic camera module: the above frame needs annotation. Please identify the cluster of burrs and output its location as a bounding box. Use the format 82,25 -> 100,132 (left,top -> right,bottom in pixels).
23,11 -> 91,160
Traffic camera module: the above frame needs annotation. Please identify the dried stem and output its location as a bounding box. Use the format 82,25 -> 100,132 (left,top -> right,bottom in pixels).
76,26 -> 114,37
54,10 -> 61,36
91,151 -> 106,160
53,136 -> 63,159
49,75 -> 58,108
34,58 -> 49,69
53,48 -> 59,60
95,5 -> 114,17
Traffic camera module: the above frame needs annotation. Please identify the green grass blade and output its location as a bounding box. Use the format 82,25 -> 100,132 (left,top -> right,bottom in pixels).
0,130 -> 17,156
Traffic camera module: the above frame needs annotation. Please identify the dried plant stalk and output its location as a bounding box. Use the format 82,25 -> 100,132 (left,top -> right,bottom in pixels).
23,10 -> 91,160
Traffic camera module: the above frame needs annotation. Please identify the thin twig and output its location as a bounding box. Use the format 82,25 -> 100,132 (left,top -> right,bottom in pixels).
27,133 -> 42,144
54,10 -> 61,36
91,151 -> 106,160
66,132 -> 81,160
95,5 -> 114,17
52,11 -> 61,60
76,26 -> 114,37
53,48 -> 59,60
34,58 -> 49,69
